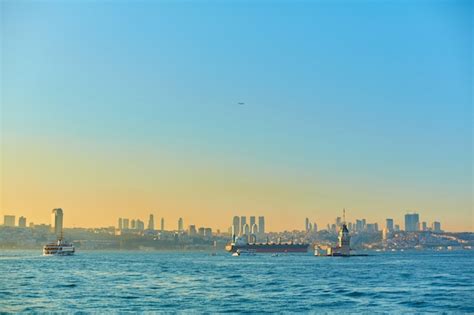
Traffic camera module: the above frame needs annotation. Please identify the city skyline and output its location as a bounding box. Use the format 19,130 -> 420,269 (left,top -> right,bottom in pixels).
2,1 -> 472,232
1,208 -> 449,233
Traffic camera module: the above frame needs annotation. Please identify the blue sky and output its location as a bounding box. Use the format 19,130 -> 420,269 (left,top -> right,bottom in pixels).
1,0 -> 472,230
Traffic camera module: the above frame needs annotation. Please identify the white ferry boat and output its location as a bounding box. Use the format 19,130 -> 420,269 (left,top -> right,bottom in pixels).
43,238 -> 75,256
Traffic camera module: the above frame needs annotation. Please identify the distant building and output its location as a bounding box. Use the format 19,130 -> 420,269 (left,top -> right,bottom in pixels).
240,216 -> 247,235
382,228 -> 388,241
51,208 -> 63,237
147,214 -> 154,231
188,225 -> 197,236
355,219 -> 363,232
136,219 -> 145,231
394,224 -> 400,231
250,216 -> 256,228
421,221 -> 427,231
161,218 -> 165,232
258,216 -> 265,235
232,216 -> 240,237
251,223 -> 258,235
178,218 -> 184,232
3,215 -> 15,227
366,223 -> 378,233
18,216 -> 27,228
204,228 -> 212,237
432,221 -> 441,233
123,218 -> 130,230
313,222 -> 318,232
198,227 -> 205,236
405,213 -> 419,232
386,218 -> 394,232
118,218 -> 123,230
131,219 -> 136,230
243,223 -> 250,235
305,217 -> 310,232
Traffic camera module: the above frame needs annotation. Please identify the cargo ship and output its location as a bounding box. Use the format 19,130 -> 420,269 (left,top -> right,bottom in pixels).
225,236 -> 309,253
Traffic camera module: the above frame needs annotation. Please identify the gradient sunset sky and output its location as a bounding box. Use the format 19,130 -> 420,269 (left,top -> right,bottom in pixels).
1,0 -> 472,232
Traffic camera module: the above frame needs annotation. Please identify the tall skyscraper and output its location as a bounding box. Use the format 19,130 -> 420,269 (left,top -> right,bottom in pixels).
258,216 -> 265,235
148,214 -> 154,231
51,208 -> 63,237
123,218 -> 130,230
131,219 -> 136,230
250,216 -> 256,227
178,218 -> 184,231
251,223 -> 258,235
232,216 -> 240,237
386,218 -> 394,232
18,216 -> 27,228
243,223 -> 250,235
405,213 -> 420,232
240,216 -> 247,235
3,215 -> 15,227
432,221 -> 441,232
313,222 -> 318,232
305,217 -> 310,232
118,218 -> 123,230
161,217 -> 165,231
188,225 -> 197,236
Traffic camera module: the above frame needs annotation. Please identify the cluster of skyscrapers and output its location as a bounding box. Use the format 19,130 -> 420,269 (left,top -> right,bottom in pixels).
231,216 -> 265,241
2,208 -> 63,237
117,215 -> 214,237
320,212 -> 442,235
404,213 -> 441,233
2,215 -> 27,228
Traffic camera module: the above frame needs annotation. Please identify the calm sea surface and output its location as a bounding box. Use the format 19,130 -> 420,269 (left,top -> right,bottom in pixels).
0,250 -> 473,313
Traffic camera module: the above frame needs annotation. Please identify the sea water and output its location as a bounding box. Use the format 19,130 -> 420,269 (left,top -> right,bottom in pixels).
0,250 -> 473,313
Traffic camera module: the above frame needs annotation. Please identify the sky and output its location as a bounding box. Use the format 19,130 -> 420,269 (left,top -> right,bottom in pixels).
1,0 -> 472,232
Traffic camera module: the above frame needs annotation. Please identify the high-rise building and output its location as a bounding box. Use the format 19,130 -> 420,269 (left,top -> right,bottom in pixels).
136,219 -> 145,231
18,216 -> 27,228
243,223 -> 250,235
405,213 -> 419,232
251,223 -> 258,235
305,217 -> 310,232
258,216 -> 265,235
51,208 -> 63,237
3,215 -> 15,227
188,225 -> 197,236
432,221 -> 441,232
118,218 -> 123,230
240,216 -> 247,235
161,218 -> 165,231
386,218 -> 394,232
421,221 -> 427,231
148,214 -> 154,231
382,228 -> 388,241
232,216 -> 240,237
123,218 -> 130,230
313,222 -> 318,232
394,224 -> 400,231
178,218 -> 184,232
131,219 -> 136,230
250,216 -> 256,227
204,228 -> 212,237
336,217 -> 342,227
198,227 -> 205,236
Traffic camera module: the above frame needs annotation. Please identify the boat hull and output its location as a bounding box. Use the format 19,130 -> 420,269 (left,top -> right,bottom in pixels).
226,243 -> 308,253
